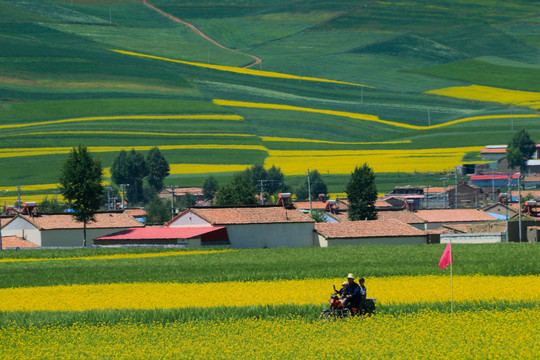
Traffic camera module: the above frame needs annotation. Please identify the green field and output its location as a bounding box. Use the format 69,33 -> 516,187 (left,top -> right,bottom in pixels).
1,0 -> 539,201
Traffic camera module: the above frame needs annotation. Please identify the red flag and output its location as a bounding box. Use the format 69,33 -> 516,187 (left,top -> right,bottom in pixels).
438,242 -> 452,270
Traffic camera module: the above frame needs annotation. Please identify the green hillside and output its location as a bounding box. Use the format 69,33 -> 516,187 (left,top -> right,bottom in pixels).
0,0 -> 539,201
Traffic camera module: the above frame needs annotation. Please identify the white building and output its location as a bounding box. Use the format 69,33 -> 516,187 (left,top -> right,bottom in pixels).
167,207 -> 315,248
1,212 -> 144,247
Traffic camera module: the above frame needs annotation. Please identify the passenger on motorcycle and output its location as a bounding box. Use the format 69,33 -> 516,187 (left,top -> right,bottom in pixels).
342,273 -> 361,309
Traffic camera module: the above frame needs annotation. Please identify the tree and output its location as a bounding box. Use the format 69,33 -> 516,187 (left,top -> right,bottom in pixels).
179,193 -> 196,210
59,145 -> 103,246
266,165 -> 287,194
111,149 -> 149,205
38,196 -> 66,213
346,163 -> 378,221
145,197 -> 171,225
146,147 -> 170,192
202,176 -> 219,200
215,172 -> 257,206
295,170 -> 327,201
507,129 -> 536,173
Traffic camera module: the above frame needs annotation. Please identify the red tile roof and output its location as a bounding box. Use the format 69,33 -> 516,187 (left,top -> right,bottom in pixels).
315,219 -> 425,239
481,148 -> 506,154
424,187 -> 454,194
179,207 -> 314,225
21,212 -> 144,230
95,226 -> 225,240
375,199 -> 393,208
125,209 -> 146,218
377,210 -> 424,224
412,209 -> 496,223
1,236 -> 37,250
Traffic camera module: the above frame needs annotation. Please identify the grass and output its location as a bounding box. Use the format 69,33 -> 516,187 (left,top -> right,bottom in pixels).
0,243 -> 537,288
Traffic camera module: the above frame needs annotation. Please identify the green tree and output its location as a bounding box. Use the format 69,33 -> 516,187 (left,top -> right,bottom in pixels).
59,145 -> 103,247
111,149 -> 149,205
266,165 -> 287,194
215,172 -> 257,206
38,196 -> 66,213
295,170 -> 327,201
202,175 -> 219,200
507,129 -> 536,173
146,147 -> 170,192
145,197 -> 171,225
180,193 -> 196,210
346,163 -> 378,221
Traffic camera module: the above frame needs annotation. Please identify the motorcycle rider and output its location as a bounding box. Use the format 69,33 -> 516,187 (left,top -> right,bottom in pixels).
342,273 -> 361,309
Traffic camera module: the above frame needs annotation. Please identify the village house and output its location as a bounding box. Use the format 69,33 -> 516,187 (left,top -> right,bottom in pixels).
94,226 -> 229,248
314,218 -> 427,246
167,206 -> 315,248
1,212 -> 144,247
411,209 -> 497,230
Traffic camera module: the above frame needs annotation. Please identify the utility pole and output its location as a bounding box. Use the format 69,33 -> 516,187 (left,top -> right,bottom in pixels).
454,168 -> 458,209
307,169 -> 312,214
440,176 -> 447,209
425,185 -> 429,209
0,189 -> 8,251
119,184 -> 129,210
506,175 -> 511,242
16,185 -> 23,212
164,186 -> 178,219
258,179 -> 281,205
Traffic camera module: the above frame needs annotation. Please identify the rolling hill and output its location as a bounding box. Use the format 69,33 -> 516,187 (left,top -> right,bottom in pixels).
0,0 -> 539,202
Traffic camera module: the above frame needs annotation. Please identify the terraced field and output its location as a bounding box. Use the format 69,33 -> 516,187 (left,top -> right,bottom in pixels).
1,0 -> 539,202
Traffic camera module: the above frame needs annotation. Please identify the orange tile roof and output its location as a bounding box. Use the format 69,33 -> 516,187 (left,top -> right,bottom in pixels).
22,212 -> 144,230
481,148 -> 506,154
294,201 -> 328,210
1,235 -> 37,250
412,209 -> 496,223
187,207 -> 314,225
377,210 -> 424,224
424,187 -> 454,193
315,219 -> 425,239
125,209 -> 146,217
375,199 -> 393,208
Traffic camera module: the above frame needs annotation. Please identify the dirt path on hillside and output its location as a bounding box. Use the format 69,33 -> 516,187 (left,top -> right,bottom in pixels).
142,0 -> 262,68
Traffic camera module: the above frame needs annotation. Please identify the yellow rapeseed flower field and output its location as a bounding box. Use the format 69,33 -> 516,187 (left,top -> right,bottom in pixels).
265,147 -> 483,174
213,99 -> 539,130
427,85 -> 540,110
0,114 -> 243,130
112,50 -> 371,88
0,275 -> 537,312
0,249 -> 232,263
2,309 -> 538,359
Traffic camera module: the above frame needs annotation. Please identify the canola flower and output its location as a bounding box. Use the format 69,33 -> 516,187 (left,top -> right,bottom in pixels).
427,85 -> 540,110
6,131 -> 256,138
213,99 -> 540,130
0,249 -> 232,264
0,144 -> 267,159
0,114 -> 243,130
0,275 -> 537,312
112,50 -> 371,88
1,309 -> 538,359
261,136 -> 412,145
265,147 -> 483,174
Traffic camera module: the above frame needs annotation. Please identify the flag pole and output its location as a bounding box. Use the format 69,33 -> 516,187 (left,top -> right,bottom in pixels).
450,247 -> 454,316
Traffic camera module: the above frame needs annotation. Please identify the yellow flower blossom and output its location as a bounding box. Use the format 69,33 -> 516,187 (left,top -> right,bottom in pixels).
427,85 -> 540,110
112,49 -> 372,88
0,275 -> 536,312
0,114 -> 243,130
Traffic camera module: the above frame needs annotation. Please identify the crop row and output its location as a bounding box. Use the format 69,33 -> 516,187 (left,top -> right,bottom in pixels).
1,308 -> 538,359
1,275 -> 537,312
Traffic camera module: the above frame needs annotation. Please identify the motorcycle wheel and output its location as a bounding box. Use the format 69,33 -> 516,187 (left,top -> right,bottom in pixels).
319,309 -> 335,321
340,308 -> 351,319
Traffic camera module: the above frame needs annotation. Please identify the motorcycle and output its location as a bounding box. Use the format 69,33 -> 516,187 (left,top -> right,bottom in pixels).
319,286 -> 377,321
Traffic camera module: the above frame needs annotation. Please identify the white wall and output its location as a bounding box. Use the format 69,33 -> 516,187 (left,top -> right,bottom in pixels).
169,211 -> 212,227
226,223 -> 314,248
1,217 -> 42,246
318,235 -> 427,247
43,228 -> 135,247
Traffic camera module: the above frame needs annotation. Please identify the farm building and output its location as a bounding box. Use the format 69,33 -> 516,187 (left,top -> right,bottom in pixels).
94,226 -> 229,248
411,209 -> 497,230
315,219 -> 427,246
1,212 -> 144,247
167,206 -> 315,248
